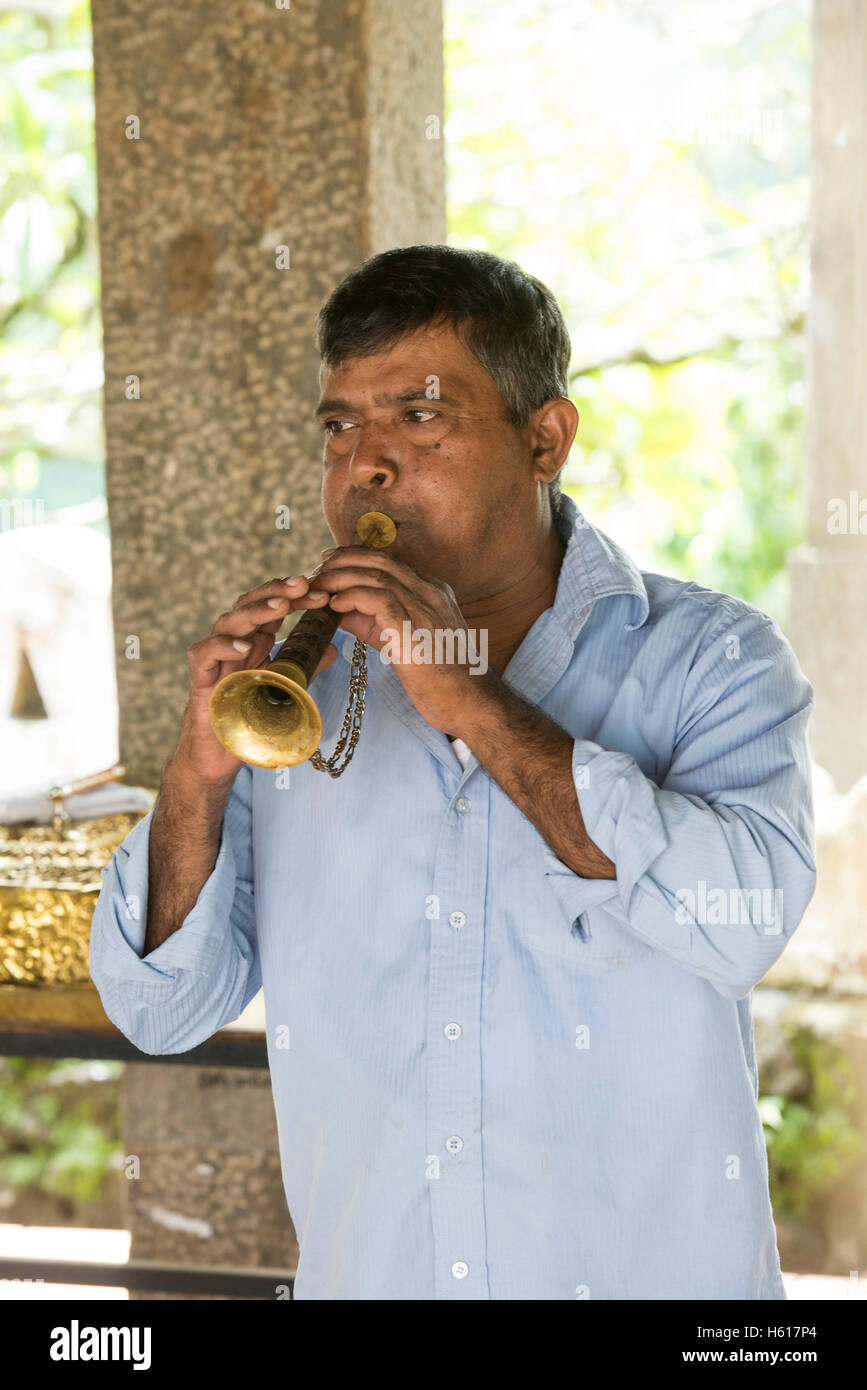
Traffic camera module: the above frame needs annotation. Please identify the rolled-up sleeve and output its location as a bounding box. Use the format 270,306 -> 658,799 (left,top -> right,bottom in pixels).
545,604 -> 817,999
89,763 -> 260,1053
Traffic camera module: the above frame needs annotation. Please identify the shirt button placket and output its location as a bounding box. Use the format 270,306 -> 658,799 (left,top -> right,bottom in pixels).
426,773 -> 491,1298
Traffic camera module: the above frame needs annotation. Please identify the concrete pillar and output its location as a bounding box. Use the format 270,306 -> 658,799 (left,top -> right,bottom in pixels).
120,1063 -> 295,1300
90,0 -> 445,1297
91,0 -> 445,788
788,0 -> 867,792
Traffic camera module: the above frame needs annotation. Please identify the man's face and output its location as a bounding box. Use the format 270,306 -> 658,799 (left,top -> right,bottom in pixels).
315,321 -> 558,601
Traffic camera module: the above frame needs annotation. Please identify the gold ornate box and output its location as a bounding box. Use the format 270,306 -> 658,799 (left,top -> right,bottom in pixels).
0,765 -> 156,1031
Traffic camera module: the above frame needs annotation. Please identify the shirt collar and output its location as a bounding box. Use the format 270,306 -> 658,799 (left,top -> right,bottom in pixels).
550,491 -> 649,641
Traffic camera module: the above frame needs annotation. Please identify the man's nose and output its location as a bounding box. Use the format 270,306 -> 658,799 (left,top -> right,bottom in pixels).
347,419 -> 399,487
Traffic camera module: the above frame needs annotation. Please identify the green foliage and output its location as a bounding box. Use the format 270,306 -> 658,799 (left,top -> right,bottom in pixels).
445,0 -> 811,626
568,337 -> 806,617
0,0 -> 105,532
3,0 -> 813,620
760,1028 -> 862,1222
0,1056 -> 123,1207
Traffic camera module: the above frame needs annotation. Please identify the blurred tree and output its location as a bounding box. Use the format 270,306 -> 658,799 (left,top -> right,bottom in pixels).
2,0 -> 811,619
0,1057 -> 123,1218
759,1028 -> 862,1223
445,0 -> 810,624
0,0 -> 105,532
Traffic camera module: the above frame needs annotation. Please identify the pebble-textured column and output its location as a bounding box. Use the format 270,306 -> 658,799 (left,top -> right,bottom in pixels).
788,0 -> 867,792
119,1063 -> 295,1301
92,0 -> 445,787
91,0 -> 445,1299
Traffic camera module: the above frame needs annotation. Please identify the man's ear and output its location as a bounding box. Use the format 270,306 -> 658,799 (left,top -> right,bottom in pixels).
530,397 -> 579,484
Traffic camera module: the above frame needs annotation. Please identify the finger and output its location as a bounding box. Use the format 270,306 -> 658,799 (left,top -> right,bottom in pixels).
211,595 -> 298,638
315,546 -> 427,587
231,576 -> 307,608
314,550 -> 447,600
192,618 -> 293,690
189,634 -> 264,688
307,565 -> 419,611
290,589 -> 331,608
234,576 -> 335,615
325,586 -> 411,634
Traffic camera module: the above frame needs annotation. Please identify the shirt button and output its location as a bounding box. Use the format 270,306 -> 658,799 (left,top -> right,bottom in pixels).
445,1135 -> 463,1154
451,1261 -> 469,1279
444,1022 -> 462,1041
448,910 -> 467,929
455,796 -> 471,814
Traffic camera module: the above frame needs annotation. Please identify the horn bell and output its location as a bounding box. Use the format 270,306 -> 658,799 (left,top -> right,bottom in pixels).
208,661 -> 322,769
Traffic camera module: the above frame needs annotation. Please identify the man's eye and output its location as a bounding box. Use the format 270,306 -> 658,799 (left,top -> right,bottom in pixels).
404,409 -> 440,423
322,419 -> 355,434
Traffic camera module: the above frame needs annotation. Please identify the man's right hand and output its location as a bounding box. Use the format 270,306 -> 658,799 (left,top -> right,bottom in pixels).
170,574 -> 339,787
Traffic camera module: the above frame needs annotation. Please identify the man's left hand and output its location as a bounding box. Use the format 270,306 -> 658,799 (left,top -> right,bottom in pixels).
294,544 -> 488,732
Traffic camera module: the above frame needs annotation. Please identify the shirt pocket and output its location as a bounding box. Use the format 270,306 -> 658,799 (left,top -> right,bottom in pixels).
522,866 -> 654,971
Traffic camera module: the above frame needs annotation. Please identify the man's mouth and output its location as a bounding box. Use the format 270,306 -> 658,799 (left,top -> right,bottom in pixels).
352,515 -> 404,533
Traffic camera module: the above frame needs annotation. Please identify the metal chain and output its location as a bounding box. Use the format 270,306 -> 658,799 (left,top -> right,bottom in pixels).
308,638 -> 368,778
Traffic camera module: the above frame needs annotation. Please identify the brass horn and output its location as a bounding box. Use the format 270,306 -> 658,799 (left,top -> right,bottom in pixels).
208,511 -> 397,774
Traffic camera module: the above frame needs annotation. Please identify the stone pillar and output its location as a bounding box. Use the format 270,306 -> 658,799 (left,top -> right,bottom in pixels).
779,4 -> 867,1276
120,1063 -> 295,1300
788,0 -> 867,793
90,0 -> 445,1297
91,0 -> 446,788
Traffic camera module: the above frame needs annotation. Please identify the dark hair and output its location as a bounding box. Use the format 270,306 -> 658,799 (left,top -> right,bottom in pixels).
315,244 -> 572,515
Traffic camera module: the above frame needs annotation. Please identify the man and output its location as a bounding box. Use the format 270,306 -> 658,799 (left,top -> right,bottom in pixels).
90,244 -> 816,1300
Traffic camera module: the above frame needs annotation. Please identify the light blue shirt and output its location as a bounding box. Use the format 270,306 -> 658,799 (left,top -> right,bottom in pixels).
89,493 -> 816,1300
